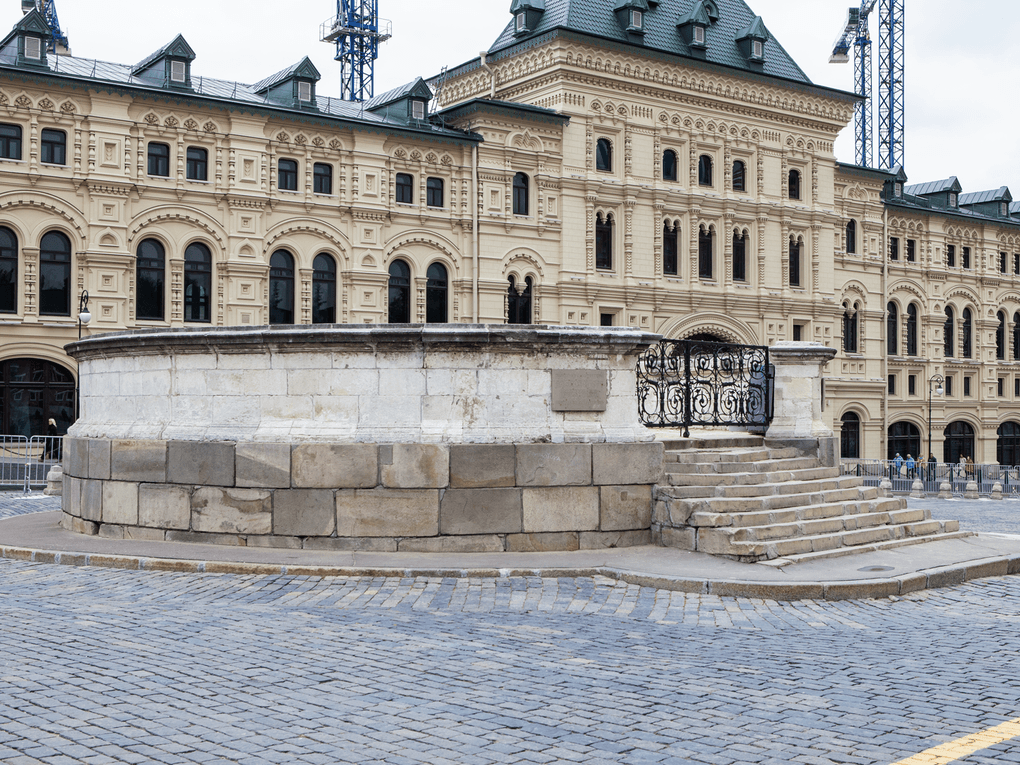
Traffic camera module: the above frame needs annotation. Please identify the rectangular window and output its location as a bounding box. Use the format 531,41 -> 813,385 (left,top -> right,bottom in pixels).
298,80 -> 312,102
313,163 -> 332,195
945,376 -> 953,396
395,172 -> 413,204
1015,378 -> 1019,397
693,26 -> 705,44
663,227 -> 678,276
24,35 -> 41,60
1014,253 -> 1019,275
426,177 -> 444,208
699,230 -> 713,280
278,158 -> 298,191
889,237 -> 899,261
964,376 -> 972,397
962,246 -> 971,269
999,378 -> 1005,397
411,100 -> 425,120
793,324 -> 802,342
888,374 -> 896,395
40,129 -> 65,165
600,313 -> 614,327
906,239 -> 915,262
947,244 -> 955,267
753,40 -> 763,58
186,147 -> 207,181
733,234 -> 746,282
147,142 -> 170,177
908,375 -> 916,396
170,60 -> 186,83
516,12 -> 525,31
789,240 -> 801,286
949,192 -> 957,207
0,123 -> 23,160
631,10 -> 642,27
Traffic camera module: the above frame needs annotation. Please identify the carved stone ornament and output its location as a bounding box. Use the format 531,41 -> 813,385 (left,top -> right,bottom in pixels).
15,95 -> 31,108
164,116 -> 178,128
394,148 -> 407,159
295,134 -> 307,145
37,97 -> 54,110
0,93 -> 8,106
203,121 -> 217,133
328,138 -> 342,150
60,100 -> 75,113
410,149 -> 422,161
144,113 -> 159,125
425,152 -> 437,163
184,118 -> 199,131
312,136 -> 325,147
276,131 -> 290,143
440,154 -> 453,165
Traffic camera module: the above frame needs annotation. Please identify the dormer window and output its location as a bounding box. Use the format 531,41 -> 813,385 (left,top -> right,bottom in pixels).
693,25 -> 705,44
170,60 -> 186,83
298,81 -> 312,102
631,9 -> 642,27
753,40 -> 763,57
411,99 -> 425,120
895,182 -> 903,197
516,12 -> 526,31
510,0 -> 544,37
24,35 -> 40,60
949,192 -> 957,207
1002,202 -> 1009,216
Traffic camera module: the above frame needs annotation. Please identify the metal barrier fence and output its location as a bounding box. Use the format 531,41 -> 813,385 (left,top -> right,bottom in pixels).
636,339 -> 774,437
841,458 -> 1020,497
0,435 -> 61,493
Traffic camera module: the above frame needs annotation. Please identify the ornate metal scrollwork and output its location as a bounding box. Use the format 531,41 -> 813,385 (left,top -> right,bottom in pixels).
637,339 -> 773,437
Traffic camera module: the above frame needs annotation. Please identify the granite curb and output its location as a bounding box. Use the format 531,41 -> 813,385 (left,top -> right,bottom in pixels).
3,540 -> 1019,601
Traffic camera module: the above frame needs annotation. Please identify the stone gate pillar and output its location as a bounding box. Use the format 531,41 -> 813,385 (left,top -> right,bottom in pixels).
767,341 -> 838,463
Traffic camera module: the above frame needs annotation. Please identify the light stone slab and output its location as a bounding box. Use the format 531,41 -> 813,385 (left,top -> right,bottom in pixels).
522,486 -> 599,533
599,485 -> 653,531
137,484 -> 191,530
291,444 -> 377,488
516,444 -> 592,487
101,481 -> 138,526
439,488 -> 522,534
380,444 -> 449,489
192,487 -> 273,535
335,488 -> 439,537
235,442 -> 291,488
273,489 -> 336,537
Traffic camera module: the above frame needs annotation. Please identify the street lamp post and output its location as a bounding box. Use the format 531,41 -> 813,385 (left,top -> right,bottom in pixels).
928,374 -> 944,474
75,291 -> 91,421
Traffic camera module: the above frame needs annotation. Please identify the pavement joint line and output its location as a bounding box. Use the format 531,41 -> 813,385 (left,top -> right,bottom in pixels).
2,542 -> 1019,600
886,716 -> 1020,765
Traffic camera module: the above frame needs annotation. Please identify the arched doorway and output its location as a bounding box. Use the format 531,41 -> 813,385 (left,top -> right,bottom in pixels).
0,358 -> 76,437
687,332 -> 728,343
887,421 -> 920,461
943,421 -> 975,464
840,412 -> 860,459
998,422 -> 1020,467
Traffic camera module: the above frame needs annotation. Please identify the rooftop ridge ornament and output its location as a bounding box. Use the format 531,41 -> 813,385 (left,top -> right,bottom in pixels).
320,0 -> 393,102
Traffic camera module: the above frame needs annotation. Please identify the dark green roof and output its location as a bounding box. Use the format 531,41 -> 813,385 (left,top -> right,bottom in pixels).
905,177 -> 961,197
252,56 -> 321,94
959,187 -> 1011,205
489,0 -> 809,83
133,34 -> 196,74
366,77 -> 433,110
438,97 -> 571,126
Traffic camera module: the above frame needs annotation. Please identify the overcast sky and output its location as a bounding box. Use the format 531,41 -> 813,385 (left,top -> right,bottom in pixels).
8,0 -> 1017,191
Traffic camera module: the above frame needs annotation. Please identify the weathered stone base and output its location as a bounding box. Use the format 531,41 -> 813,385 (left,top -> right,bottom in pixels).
62,437 -> 663,551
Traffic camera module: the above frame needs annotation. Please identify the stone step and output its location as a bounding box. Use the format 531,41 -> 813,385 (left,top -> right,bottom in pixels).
699,510 -> 912,545
770,524 -> 970,565
663,446 -> 802,464
663,456 -> 823,475
665,465 -> 842,487
678,486 -> 868,515
714,475 -> 863,498
660,436 -> 763,451
689,497 -> 912,530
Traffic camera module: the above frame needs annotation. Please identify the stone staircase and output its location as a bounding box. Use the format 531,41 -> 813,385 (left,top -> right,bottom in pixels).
652,434 -> 968,563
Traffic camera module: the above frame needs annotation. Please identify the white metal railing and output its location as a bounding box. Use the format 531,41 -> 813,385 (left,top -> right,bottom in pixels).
0,435 -> 61,493
841,458 -> 1020,497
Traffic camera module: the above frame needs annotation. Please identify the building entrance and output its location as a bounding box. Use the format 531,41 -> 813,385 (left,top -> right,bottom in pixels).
0,358 -> 76,437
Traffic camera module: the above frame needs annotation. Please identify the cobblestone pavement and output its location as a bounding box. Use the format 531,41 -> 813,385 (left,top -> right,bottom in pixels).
912,496 -> 1020,536
0,492 -> 57,519
1,493 -> 1020,764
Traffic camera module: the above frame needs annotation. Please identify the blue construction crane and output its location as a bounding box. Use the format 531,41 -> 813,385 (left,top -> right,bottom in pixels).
21,0 -> 69,54
320,0 -> 392,102
829,1 -> 877,168
830,0 -> 903,170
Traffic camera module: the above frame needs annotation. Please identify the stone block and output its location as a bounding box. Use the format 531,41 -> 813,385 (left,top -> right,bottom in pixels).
380,444 -> 449,489
398,535 -> 504,553
65,437 -> 89,478
81,479 -> 103,523
336,488 -> 439,537
111,439 -> 167,483
165,530 -> 245,546
522,486 -> 599,533
123,526 -> 166,542
579,529 -> 652,549
168,441 -> 235,486
600,485 -> 653,531
273,489 -> 336,537
506,532 -> 579,552
449,444 -> 515,488
247,535 -> 303,549
303,536 -> 398,552
88,439 -> 111,480
439,488 -> 522,535
138,483 -> 191,530
68,516 -> 98,536
236,442 -> 291,488
291,444 -> 377,489
62,475 -> 81,518
659,526 -> 696,550
550,369 -> 608,411
98,524 -> 125,540
516,443 -> 592,487
592,443 -> 664,485
192,487 -> 272,535
101,481 -> 139,526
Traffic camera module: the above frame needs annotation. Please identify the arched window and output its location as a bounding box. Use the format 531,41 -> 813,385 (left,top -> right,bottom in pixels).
843,302 -> 858,353
39,231 -> 71,317
663,222 -> 678,276
136,238 -> 165,321
962,308 -> 973,358
788,169 -> 801,200
840,412 -> 861,459
388,259 -> 411,323
846,220 -> 857,254
426,263 -> 448,324
887,302 -> 898,355
698,226 -> 713,280
0,358 -> 75,437
596,138 -> 612,172
507,275 -> 533,325
312,253 -> 336,324
698,155 -> 713,186
997,311 -> 1007,360
269,250 -> 295,325
888,421 -> 920,461
732,160 -> 745,192
662,149 -> 677,182
789,237 -> 801,287
732,230 -> 747,282
513,172 -> 529,215
184,242 -> 211,323
0,226 -> 17,313
943,421 -> 975,464
944,307 -> 954,358
595,212 -> 613,270
998,422 -> 1020,468
1013,312 -> 1020,361
906,304 -> 918,356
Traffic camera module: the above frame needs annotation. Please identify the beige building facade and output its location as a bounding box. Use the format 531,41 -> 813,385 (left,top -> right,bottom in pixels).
2,1 -> 1019,463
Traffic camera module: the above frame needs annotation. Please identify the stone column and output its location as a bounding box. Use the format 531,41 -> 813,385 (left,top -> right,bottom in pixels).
767,341 -> 838,462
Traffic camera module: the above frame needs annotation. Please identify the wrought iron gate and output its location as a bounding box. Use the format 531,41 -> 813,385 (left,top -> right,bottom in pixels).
636,339 -> 773,437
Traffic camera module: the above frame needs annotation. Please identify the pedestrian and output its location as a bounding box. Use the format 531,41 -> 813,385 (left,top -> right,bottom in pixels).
905,454 -> 916,479
965,455 -> 975,479
928,452 -> 937,483
893,452 -> 903,476
41,418 -> 59,461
